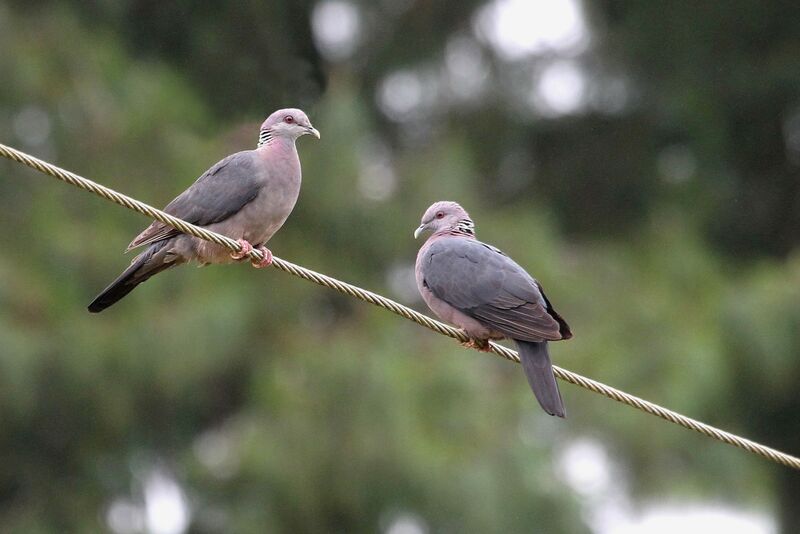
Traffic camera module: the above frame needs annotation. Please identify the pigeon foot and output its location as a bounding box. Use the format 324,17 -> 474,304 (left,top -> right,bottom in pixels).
461,337 -> 492,352
251,245 -> 273,268
231,239 -> 254,260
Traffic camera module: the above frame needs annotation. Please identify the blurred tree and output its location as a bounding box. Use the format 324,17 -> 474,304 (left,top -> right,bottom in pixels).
723,258 -> 800,532
10,0 -> 326,119
13,0 -> 796,258
593,0 -> 800,258
1,0 -> 799,532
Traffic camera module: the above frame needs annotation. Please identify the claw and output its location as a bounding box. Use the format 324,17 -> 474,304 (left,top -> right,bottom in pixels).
251,245 -> 273,268
231,239 -> 253,260
460,337 -> 492,352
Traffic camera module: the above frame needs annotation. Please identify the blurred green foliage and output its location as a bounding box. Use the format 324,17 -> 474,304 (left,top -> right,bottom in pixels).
0,1 -> 799,533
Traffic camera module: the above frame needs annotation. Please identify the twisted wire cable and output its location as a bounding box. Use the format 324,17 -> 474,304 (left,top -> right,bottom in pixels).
2,142 -> 798,470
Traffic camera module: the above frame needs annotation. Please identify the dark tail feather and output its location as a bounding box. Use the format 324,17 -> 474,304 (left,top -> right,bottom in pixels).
515,340 -> 566,418
88,242 -> 175,313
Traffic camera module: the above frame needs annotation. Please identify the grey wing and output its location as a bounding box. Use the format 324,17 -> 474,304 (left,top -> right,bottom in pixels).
128,151 -> 262,250
421,238 -> 569,341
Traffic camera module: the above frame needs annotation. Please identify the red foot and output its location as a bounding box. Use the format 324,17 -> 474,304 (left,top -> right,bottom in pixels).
251,245 -> 273,268
230,240 -> 273,268
230,239 -> 253,260
460,337 -> 492,352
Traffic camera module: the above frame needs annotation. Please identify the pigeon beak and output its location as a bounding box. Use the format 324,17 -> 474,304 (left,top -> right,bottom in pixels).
306,126 -> 321,139
414,223 -> 428,239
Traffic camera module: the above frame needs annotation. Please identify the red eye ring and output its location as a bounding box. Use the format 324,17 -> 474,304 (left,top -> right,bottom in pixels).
435,212 -> 444,219
284,115 -> 294,124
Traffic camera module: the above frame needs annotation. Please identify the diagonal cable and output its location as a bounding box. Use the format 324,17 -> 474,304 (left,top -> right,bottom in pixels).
1,141 -> 799,470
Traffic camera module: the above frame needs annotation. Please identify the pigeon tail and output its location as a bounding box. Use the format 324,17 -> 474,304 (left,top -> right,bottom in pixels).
88,241 -> 176,313
515,340 -> 566,418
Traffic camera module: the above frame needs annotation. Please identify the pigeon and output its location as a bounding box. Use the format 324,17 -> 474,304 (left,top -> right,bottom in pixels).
414,201 -> 572,417
88,108 -> 319,313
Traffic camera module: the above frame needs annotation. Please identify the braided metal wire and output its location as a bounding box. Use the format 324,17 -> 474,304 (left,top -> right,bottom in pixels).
2,141 -> 799,470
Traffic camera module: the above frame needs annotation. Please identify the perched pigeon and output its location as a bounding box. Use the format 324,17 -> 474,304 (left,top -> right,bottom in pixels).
414,201 -> 572,417
88,108 -> 319,313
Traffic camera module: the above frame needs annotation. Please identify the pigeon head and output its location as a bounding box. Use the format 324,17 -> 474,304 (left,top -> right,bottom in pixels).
414,201 -> 475,239
258,108 -> 320,146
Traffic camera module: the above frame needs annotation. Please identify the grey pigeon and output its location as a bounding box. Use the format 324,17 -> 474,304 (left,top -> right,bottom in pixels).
414,201 -> 572,417
88,108 -> 319,313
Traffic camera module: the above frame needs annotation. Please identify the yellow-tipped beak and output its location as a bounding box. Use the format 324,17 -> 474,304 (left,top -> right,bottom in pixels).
307,126 -> 321,139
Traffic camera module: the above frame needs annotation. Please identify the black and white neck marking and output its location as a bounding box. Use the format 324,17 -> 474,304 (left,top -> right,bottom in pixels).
257,128 -> 273,148
455,218 -> 475,236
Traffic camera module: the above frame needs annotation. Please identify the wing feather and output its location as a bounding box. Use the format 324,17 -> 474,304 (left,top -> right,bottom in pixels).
127,151 -> 263,250
421,237 -> 568,342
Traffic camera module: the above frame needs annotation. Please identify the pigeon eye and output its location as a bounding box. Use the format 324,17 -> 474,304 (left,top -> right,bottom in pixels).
284,115 -> 294,124
435,212 -> 444,219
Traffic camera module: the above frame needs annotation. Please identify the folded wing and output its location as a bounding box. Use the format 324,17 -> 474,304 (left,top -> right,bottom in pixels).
421,238 -> 570,341
127,151 -> 263,250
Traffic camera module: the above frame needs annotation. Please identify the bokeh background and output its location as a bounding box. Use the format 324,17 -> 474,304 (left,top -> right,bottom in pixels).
1,1 -> 799,532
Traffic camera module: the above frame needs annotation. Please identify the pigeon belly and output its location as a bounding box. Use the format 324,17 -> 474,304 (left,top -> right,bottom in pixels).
194,154 -> 301,265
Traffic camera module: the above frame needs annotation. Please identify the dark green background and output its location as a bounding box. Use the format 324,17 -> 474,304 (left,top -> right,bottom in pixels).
0,1 -> 798,532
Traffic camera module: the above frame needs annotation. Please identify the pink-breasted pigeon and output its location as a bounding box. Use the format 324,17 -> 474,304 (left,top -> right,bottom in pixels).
414,201 -> 572,417
88,108 -> 319,313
